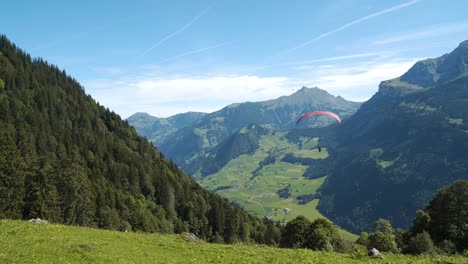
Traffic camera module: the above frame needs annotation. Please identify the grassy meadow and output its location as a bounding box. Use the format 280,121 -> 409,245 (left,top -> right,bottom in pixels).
1,220 -> 466,264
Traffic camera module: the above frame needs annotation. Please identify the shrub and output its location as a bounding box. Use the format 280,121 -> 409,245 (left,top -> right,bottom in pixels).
279,216 -> 310,248
303,218 -> 343,252
334,239 -> 354,254
351,244 -> 368,259
394,228 -> 408,252
356,232 -> 369,247
438,240 -> 457,255
368,231 -> 399,253
406,231 -> 435,255
426,180 -> 468,252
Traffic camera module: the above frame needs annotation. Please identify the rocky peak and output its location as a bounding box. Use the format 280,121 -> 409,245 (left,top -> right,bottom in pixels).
378,39 -> 468,98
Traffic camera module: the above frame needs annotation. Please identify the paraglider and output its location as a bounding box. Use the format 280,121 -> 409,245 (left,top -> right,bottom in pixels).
295,110 -> 341,152
295,110 -> 342,125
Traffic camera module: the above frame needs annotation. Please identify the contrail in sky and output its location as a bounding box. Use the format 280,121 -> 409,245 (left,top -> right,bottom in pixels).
161,42 -> 230,63
284,0 -> 422,54
139,4 -> 214,58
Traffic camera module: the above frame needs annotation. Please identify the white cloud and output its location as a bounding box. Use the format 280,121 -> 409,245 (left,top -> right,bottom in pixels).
84,75 -> 292,118
372,21 -> 468,45
299,57 -> 421,100
84,56 -> 423,119
134,76 -> 289,102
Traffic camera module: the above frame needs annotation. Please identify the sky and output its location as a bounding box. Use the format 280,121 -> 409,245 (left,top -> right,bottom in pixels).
2,0 -> 468,118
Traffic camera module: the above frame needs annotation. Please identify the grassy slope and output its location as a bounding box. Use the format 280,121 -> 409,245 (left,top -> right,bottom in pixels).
1,220 -> 465,264
199,131 -> 357,240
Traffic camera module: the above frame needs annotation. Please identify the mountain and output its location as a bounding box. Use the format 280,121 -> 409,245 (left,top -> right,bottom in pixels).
199,124 -> 269,176
197,126 -> 358,240
0,35 -> 282,244
317,40 -> 468,233
145,87 -> 361,176
126,111 -> 206,143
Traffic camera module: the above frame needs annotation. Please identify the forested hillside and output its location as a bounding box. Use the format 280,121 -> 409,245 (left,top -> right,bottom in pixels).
126,112 -> 206,143
318,40 -> 468,233
0,35 -> 281,244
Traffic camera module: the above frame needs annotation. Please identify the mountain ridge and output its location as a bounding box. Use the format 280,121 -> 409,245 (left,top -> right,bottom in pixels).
126,111 -> 207,143
147,86 -> 361,176
318,40 -> 468,233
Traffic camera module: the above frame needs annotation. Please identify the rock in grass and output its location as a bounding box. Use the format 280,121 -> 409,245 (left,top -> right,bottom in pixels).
368,248 -> 380,256
28,218 -> 48,224
181,232 -> 204,243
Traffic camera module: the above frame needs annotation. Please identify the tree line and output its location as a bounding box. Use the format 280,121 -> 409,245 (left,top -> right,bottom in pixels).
0,35 -> 282,245
280,180 -> 467,255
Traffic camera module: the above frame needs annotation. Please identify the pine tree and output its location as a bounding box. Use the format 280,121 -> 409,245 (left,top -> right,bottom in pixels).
0,127 -> 25,218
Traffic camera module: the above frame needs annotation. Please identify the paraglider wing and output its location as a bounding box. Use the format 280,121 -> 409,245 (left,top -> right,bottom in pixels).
295,110 -> 342,125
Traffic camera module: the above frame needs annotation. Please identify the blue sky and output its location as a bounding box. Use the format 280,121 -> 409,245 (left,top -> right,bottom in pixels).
2,0 -> 468,118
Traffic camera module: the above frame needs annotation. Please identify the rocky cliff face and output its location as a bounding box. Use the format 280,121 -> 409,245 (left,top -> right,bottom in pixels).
318,40 -> 468,233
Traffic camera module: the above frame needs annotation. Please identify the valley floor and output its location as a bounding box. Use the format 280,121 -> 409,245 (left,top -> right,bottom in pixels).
200,132 -> 357,240
1,220 -> 466,263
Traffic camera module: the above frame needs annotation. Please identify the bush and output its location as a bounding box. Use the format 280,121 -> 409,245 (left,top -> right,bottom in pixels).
334,239 -> 354,254
409,210 -> 431,236
374,218 -> 393,235
119,221 -> 132,232
394,228 -> 408,252
356,232 -> 369,247
426,180 -> 468,252
366,218 -> 399,253
279,216 -> 310,248
303,218 -> 343,252
368,231 -> 399,253
406,232 -> 435,255
438,240 -> 457,255
351,244 -> 368,259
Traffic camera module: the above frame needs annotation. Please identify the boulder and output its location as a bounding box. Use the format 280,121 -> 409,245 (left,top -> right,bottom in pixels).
181,232 -> 203,243
28,218 -> 48,224
368,248 -> 380,256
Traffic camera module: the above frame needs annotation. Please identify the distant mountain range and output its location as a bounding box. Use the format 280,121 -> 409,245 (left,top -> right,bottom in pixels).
128,40 -> 468,234
126,112 -> 207,143
128,87 -> 361,177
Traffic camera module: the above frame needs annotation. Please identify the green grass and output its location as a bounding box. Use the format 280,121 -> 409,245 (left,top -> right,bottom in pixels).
447,117 -> 464,125
385,77 -> 425,91
200,131 -> 357,240
370,149 -> 398,169
1,220 -> 466,263
378,160 -> 395,169
194,128 -> 210,147
400,102 -> 437,113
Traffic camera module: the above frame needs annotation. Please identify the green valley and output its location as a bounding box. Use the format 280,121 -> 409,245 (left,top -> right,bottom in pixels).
199,130 -> 357,240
